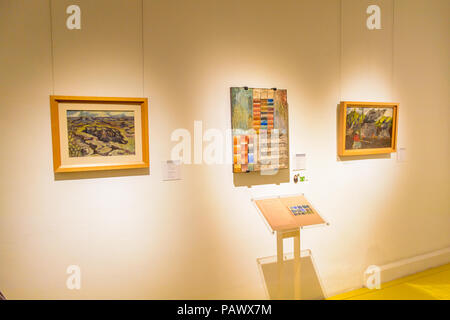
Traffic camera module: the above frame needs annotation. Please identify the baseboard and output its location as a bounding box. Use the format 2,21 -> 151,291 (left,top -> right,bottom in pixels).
375,247 -> 450,285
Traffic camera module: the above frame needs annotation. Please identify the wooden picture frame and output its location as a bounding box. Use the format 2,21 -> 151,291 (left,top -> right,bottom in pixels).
338,101 -> 399,156
50,96 -> 149,172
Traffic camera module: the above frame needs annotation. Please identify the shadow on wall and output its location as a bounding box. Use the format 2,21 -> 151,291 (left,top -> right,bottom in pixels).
233,169 -> 290,187
335,104 -> 391,162
337,153 -> 391,161
257,254 -> 326,300
54,168 -> 149,181
0,291 -> 5,300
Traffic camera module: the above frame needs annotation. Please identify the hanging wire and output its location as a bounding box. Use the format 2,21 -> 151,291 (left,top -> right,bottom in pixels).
49,0 -> 55,95
141,0 -> 145,97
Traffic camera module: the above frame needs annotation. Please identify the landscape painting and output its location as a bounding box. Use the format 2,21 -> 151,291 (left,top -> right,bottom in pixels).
67,110 -> 135,157
50,96 -> 149,173
338,101 -> 398,156
231,87 -> 289,173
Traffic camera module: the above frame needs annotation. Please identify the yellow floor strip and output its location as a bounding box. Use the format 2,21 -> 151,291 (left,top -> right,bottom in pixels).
329,263 -> 450,300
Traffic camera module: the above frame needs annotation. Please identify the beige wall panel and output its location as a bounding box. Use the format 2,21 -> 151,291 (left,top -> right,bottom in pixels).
327,0 -> 450,295
143,0 -> 341,298
341,0 -> 394,101
47,1 -> 146,298
391,0 -> 450,266
0,0 -> 55,299
50,0 -> 143,96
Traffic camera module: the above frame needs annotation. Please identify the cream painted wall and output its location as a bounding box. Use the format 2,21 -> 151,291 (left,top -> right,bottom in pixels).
0,0 -> 448,299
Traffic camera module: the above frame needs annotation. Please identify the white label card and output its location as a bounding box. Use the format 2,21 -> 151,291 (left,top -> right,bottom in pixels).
161,160 -> 182,181
397,147 -> 407,162
294,153 -> 306,171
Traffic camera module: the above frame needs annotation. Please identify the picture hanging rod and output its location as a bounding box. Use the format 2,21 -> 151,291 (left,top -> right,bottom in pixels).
242,87 -> 278,90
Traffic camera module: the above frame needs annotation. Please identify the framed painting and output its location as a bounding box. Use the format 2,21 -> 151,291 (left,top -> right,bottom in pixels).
50,96 -> 149,172
338,101 -> 399,156
230,87 -> 289,173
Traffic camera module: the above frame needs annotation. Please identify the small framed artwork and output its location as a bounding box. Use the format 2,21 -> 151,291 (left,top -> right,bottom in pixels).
50,96 -> 149,172
338,101 -> 399,156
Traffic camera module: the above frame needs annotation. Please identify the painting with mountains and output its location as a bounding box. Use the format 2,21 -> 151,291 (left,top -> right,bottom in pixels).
67,110 -> 135,157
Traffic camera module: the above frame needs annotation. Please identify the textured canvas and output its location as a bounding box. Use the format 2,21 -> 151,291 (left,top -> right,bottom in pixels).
67,110 -> 136,157
231,87 -> 289,173
338,101 -> 398,156
345,107 -> 394,150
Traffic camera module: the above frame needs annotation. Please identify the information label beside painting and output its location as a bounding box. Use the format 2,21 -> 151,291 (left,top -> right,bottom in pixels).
50,96 -> 149,172
230,87 -> 289,173
161,160 -> 182,181
338,101 -> 399,156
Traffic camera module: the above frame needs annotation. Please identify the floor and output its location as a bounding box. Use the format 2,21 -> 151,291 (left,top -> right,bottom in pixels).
329,263 -> 450,300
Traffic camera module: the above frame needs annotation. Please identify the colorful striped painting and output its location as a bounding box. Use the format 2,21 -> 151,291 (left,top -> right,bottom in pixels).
230,87 -> 289,173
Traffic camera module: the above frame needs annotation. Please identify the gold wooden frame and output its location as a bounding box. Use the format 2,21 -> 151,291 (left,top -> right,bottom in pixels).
50,95 -> 149,172
338,101 -> 399,157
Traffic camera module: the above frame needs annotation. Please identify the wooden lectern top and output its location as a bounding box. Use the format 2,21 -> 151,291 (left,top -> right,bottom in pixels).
253,195 -> 325,231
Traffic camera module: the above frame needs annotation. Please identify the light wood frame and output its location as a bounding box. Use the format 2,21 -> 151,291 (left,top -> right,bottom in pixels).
338,101 -> 399,157
50,95 -> 149,173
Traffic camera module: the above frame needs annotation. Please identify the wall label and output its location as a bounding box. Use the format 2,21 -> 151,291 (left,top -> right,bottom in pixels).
161,160 -> 182,181
66,5 -> 81,30
366,4 -> 381,30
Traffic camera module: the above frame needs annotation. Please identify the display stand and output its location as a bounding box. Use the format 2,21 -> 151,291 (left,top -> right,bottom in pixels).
252,194 -> 327,300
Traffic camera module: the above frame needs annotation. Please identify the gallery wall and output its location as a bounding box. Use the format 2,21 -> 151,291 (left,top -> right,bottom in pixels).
0,0 -> 448,299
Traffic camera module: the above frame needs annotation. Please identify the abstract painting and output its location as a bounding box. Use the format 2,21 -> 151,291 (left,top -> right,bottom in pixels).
50,96 -> 149,172
338,101 -> 398,156
231,87 -> 289,173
